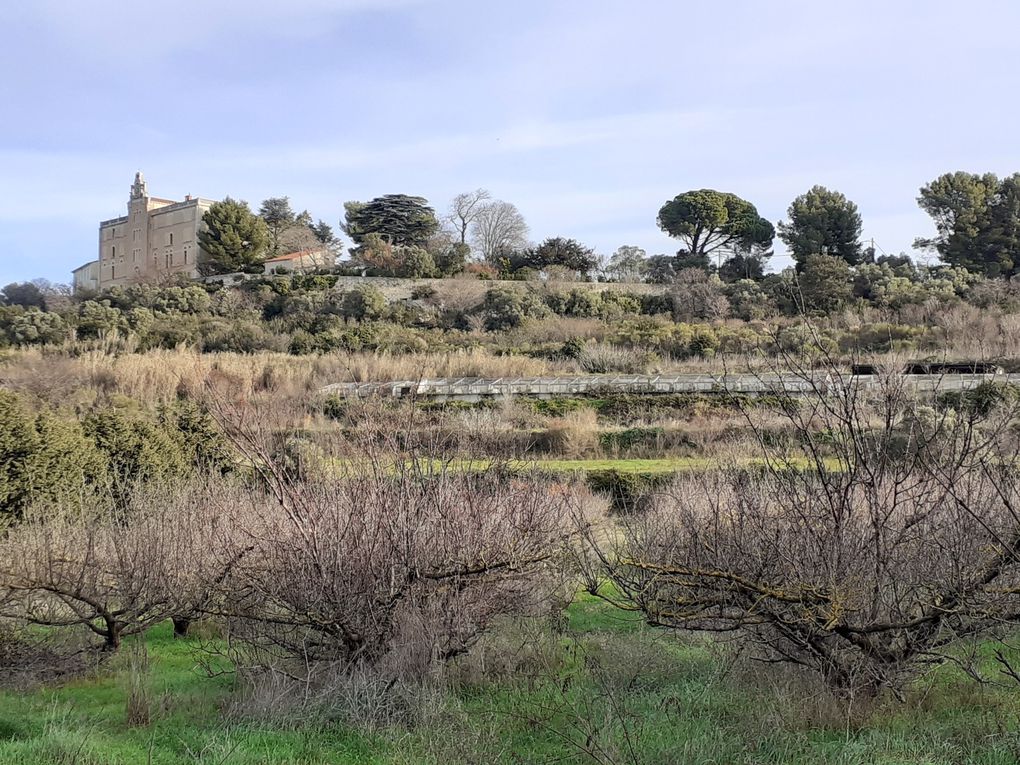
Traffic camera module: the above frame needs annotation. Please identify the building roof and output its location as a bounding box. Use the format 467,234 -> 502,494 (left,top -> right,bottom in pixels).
264,248 -> 327,263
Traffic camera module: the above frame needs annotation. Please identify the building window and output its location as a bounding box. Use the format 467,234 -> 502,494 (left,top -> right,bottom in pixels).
111,245 -> 116,258
111,265 -> 116,279
184,247 -> 189,264
169,232 -> 174,246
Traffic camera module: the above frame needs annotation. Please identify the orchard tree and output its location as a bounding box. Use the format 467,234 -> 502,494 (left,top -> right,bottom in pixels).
343,194 -> 439,248
915,171 -> 1020,277
778,185 -> 863,267
657,189 -> 774,271
198,198 -> 270,275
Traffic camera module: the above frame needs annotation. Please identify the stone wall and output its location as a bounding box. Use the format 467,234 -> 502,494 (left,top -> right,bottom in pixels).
201,272 -> 673,302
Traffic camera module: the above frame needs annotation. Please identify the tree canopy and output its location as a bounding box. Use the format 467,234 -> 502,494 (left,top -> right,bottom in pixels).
797,254 -> 853,312
915,172 -> 1020,277
606,246 -> 648,282
657,190 -> 774,272
258,196 -> 296,256
447,189 -> 491,245
198,198 -> 270,275
350,234 -> 437,278
778,185 -> 863,267
343,194 -> 439,248
508,237 -> 598,277
470,199 -> 530,263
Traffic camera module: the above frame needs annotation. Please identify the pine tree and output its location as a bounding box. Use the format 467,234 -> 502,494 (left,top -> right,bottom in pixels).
198,197 -> 270,275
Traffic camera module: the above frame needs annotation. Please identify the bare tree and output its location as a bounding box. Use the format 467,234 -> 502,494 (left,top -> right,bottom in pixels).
470,200 -> 530,264
579,355 -> 1020,698
446,189 -> 491,246
0,479 -> 245,652
190,397 -> 594,680
0,500 -> 210,652
200,467 -> 583,679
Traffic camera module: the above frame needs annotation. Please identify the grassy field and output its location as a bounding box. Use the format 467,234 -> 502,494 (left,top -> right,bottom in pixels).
2,596 -> 1020,765
525,457 -> 720,473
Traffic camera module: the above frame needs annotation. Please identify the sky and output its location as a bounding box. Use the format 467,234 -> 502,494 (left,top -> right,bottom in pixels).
2,0 -> 1020,284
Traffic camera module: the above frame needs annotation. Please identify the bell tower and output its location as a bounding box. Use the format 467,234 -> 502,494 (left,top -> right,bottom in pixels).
127,171 -> 151,279
129,170 -> 148,201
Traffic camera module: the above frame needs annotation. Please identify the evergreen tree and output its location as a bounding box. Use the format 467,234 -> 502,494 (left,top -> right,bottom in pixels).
778,186 -> 863,267
343,194 -> 439,248
198,197 -> 270,275
657,190 -> 774,271
259,197 -> 296,256
916,172 -> 1020,277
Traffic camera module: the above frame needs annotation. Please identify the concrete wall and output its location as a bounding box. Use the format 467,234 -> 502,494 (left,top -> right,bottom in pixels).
145,199 -> 210,281
72,260 -> 100,292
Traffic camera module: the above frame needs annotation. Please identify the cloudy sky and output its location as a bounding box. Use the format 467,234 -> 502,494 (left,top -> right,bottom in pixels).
2,0 -> 1020,283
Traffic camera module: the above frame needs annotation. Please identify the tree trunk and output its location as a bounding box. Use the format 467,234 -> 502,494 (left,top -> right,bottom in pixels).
103,621 -> 122,652
171,616 -> 192,639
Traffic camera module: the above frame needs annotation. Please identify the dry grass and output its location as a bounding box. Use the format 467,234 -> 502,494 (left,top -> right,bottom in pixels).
538,410 -> 601,458
0,348 -> 570,408
122,643 -> 152,728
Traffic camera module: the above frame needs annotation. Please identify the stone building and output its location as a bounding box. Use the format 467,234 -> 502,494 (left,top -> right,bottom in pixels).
73,172 -> 216,291
263,247 -> 336,273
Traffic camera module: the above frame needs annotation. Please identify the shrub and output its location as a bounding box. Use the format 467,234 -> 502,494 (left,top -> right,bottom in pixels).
410,284 -> 437,300
6,309 -> 68,346
0,391 -> 106,520
341,286 -> 386,322
937,381 -> 1019,417
158,399 -> 234,474
599,426 -> 665,453
76,300 -> 127,339
83,406 -> 191,493
574,343 -> 654,374
585,469 -> 671,513
200,319 -> 283,353
536,410 -> 600,457
481,287 -> 527,331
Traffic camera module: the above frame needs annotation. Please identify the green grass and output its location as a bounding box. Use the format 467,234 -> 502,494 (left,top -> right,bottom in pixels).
331,456 -> 733,477
3,600 -> 1020,764
525,457 -> 722,473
